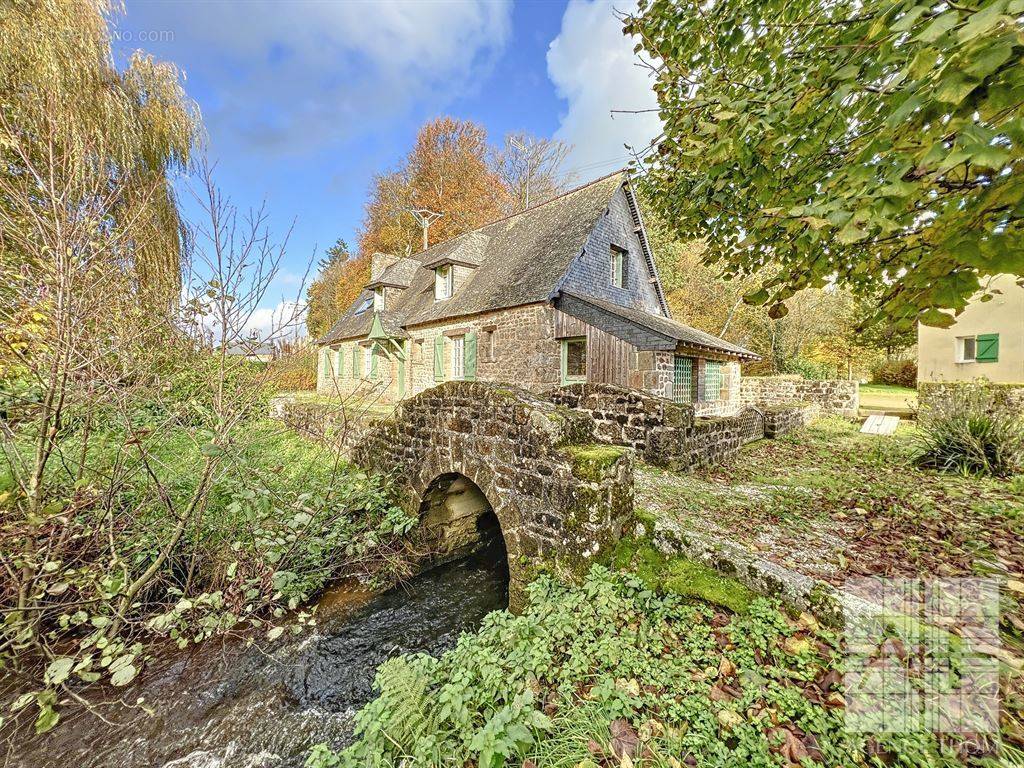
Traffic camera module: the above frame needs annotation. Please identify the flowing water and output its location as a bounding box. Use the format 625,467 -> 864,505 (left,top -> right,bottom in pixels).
8,541 -> 509,768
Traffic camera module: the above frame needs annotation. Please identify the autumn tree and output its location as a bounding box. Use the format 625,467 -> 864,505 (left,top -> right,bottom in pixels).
0,0 -> 200,309
627,0 -> 1024,331
358,117 -> 510,256
645,193 -> 868,377
306,239 -> 369,339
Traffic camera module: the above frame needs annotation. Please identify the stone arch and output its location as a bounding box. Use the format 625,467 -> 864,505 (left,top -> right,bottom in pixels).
348,381 -> 634,610
409,451 -> 527,603
415,470 -> 510,600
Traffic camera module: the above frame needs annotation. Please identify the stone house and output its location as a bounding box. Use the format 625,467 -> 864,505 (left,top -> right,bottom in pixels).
316,171 -> 758,413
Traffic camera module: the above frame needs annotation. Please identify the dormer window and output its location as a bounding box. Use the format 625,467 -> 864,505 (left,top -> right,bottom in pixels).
434,264 -> 454,301
373,287 -> 384,312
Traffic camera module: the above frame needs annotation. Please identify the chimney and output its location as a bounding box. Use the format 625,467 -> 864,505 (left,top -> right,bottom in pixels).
370,252 -> 399,281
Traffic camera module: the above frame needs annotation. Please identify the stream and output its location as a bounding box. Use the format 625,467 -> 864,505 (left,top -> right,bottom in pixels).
9,541 -> 509,768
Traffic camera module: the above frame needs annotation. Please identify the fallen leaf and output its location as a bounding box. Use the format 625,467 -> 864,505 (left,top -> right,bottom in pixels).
784,636 -> 812,655
718,657 -> 736,678
610,719 -> 641,759
797,612 -> 820,632
717,710 -> 744,730
1007,579 -> 1024,594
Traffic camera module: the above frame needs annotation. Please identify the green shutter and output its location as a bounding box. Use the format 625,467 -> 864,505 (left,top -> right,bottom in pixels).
335,348 -> 344,377
464,333 -> 477,381
433,336 -> 444,382
353,346 -> 361,377
976,333 -> 999,362
370,344 -> 379,379
319,349 -> 328,379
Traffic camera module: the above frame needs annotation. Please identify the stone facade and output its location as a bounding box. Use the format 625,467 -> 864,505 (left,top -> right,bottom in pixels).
739,375 -> 859,418
346,382 -> 634,609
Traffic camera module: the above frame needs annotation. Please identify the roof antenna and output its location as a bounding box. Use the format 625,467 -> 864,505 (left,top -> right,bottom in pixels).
509,136 -> 532,210
408,208 -> 443,252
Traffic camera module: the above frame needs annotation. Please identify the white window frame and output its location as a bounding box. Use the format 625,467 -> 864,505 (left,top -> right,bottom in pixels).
373,287 -> 384,312
450,335 -> 465,380
610,246 -> 625,289
957,336 -> 977,363
434,265 -> 454,301
363,344 -> 373,377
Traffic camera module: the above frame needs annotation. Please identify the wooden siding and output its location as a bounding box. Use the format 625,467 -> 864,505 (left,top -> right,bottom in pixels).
554,308 -> 634,386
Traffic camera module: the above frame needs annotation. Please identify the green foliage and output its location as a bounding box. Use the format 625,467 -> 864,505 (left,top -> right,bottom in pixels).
871,359 -> 919,388
1,418 -> 416,731
628,0 -> 1024,330
779,357 -> 833,381
917,382 -> 1024,476
316,567 -> 968,768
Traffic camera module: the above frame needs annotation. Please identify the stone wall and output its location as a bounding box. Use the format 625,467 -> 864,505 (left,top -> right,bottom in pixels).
347,382 -> 633,609
763,404 -> 819,438
548,383 -> 808,471
918,381 -> 1024,413
739,375 -> 859,418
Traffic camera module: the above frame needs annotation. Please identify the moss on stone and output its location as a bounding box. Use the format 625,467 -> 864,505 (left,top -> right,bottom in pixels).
608,536 -> 755,614
564,444 -> 627,481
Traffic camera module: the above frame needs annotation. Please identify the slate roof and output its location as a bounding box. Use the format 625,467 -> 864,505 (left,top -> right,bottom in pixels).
556,291 -> 759,359
321,172 -> 625,343
319,171 -> 754,361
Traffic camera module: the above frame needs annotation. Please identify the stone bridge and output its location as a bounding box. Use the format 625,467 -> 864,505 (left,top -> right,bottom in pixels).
348,382 -> 634,608
272,381 -> 816,609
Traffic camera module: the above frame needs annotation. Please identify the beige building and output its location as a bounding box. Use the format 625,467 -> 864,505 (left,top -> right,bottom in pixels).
918,273 -> 1024,383
316,172 -> 758,413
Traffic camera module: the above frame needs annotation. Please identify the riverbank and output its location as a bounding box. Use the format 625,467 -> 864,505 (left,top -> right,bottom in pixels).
5,544 -> 509,768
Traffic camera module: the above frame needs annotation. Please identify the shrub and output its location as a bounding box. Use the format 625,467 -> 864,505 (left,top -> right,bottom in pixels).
780,356 -> 832,380
314,567 -> 961,768
871,359 -> 917,388
917,382 -> 1024,477
267,348 -> 318,392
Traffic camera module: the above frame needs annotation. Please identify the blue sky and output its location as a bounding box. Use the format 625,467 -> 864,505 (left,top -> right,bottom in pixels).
112,1 -> 660,334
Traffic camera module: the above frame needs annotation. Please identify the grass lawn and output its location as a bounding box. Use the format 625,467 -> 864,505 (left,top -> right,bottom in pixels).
637,417 -> 1023,633
859,383 -> 917,414
636,416 -> 1024,750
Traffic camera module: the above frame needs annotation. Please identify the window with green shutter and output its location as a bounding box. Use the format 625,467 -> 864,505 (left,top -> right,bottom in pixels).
464,333 -> 477,381
673,356 -> 693,403
352,345 -> 361,378
319,349 -> 328,379
433,336 -> 444,382
704,360 -> 723,401
976,333 -> 999,362
335,348 -> 344,377
370,344 -> 379,379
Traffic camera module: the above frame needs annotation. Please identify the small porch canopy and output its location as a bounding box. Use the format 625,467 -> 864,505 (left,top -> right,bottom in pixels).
554,291 -> 759,361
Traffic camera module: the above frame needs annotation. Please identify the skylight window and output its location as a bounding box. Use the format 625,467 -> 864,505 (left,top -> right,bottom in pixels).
354,295 -> 373,315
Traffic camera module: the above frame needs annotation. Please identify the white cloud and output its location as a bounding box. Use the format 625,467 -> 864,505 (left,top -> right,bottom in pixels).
245,300 -> 307,341
121,0 -> 512,153
547,0 -> 662,177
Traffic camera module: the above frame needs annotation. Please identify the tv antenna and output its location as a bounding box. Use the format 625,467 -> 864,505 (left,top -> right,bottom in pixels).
408,208 -> 443,252
509,136 -> 533,210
